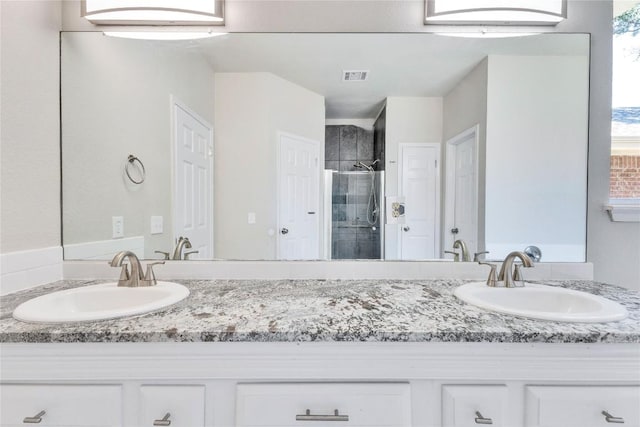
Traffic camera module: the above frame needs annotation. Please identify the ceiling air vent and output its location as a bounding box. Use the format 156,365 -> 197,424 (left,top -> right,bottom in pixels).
343,70 -> 369,82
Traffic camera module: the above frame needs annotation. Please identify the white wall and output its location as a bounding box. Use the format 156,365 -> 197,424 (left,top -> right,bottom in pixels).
4,0 -> 634,289
484,55 -> 589,262
214,72 -> 325,260
61,33 -> 215,259
1,1 -> 61,254
443,58 -> 489,256
0,1 -> 63,293
384,97 -> 443,259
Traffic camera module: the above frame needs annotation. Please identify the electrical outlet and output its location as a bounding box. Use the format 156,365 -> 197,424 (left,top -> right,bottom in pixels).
112,216 -> 124,238
150,216 -> 163,234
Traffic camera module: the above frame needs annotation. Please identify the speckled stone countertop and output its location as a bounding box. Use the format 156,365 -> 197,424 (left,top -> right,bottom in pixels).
1,279 -> 639,343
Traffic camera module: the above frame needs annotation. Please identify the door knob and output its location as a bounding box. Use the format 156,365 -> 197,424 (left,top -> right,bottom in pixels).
281,228 -> 289,235
403,226 -> 410,232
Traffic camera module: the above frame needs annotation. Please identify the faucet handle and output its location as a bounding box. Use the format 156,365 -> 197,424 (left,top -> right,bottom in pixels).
512,264 -> 528,286
141,261 -> 165,286
154,251 -> 170,260
473,251 -> 490,262
116,263 -> 130,286
478,262 -> 498,287
444,251 -> 460,262
184,250 -> 199,260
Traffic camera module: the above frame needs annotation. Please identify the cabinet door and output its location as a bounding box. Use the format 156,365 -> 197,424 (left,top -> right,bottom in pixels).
138,385 -> 205,427
525,385 -> 640,427
442,385 -> 509,427
0,384 -> 122,427
236,383 -> 411,427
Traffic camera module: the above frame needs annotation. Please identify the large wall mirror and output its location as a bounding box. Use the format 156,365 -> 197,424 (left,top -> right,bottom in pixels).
61,32 -> 589,262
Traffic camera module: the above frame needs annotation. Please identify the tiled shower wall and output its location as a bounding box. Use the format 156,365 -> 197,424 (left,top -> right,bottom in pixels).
325,125 -> 381,259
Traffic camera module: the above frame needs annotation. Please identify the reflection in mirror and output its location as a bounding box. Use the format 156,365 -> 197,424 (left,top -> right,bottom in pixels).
61,32 -> 589,262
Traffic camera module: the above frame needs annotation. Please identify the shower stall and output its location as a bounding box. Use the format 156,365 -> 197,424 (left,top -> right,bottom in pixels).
325,169 -> 385,259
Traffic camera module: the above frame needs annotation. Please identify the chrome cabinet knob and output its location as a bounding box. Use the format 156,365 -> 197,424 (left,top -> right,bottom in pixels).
23,410 -> 45,424
602,410 -> 625,423
403,226 -> 410,232
296,409 -> 349,422
153,413 -> 171,426
281,228 -> 289,235
474,411 -> 493,424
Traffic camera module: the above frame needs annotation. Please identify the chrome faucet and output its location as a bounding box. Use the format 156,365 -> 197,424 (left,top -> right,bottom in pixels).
109,251 -> 164,287
171,237 -> 192,260
109,251 -> 144,287
453,239 -> 471,262
497,251 -> 534,288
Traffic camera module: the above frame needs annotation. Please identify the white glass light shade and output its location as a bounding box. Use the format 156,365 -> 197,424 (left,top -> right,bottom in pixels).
425,0 -> 566,25
83,0 -> 224,25
103,31 -> 227,40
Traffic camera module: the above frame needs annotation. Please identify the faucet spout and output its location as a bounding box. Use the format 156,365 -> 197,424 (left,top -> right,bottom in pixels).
171,237 -> 193,260
497,251 -> 534,288
109,251 -> 144,287
453,239 -> 470,262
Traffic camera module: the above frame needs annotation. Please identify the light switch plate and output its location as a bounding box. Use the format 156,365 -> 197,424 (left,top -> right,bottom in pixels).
112,216 -> 124,238
248,212 -> 256,224
150,216 -> 163,234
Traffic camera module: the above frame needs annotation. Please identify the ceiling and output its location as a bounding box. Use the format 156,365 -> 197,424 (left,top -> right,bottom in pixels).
191,33 -> 588,119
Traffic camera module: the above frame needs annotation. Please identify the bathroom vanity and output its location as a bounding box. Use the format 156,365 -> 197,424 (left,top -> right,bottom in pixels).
1,279 -> 639,427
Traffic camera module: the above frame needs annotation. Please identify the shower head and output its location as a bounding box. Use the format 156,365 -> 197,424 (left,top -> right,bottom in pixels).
353,160 -> 381,171
354,161 -> 373,171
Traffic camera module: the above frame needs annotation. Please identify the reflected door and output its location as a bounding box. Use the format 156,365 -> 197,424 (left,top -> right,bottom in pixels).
278,132 -> 320,260
399,144 -> 440,259
445,126 -> 478,257
173,102 -> 213,259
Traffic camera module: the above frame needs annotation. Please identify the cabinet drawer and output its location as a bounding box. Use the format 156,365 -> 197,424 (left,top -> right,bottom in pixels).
236,383 -> 411,427
442,385 -> 508,427
138,385 -> 205,427
0,384 -> 122,427
525,385 -> 640,427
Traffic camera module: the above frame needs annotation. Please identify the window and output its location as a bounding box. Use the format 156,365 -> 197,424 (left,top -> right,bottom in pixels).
608,2 -> 640,221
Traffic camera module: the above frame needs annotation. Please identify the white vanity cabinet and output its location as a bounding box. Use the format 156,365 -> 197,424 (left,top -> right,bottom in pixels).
524,385 -> 640,427
0,342 -> 638,427
0,384 -> 122,427
235,383 -> 411,426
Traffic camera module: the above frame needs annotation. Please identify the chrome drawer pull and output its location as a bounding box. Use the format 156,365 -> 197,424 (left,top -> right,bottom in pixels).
153,412 -> 171,426
296,409 -> 349,422
602,410 -> 625,424
474,411 -> 493,425
23,410 -> 45,424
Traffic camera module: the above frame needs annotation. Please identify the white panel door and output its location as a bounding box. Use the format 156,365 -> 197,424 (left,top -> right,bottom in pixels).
445,127 -> 478,257
278,133 -> 320,260
399,144 -> 440,259
174,102 -> 213,259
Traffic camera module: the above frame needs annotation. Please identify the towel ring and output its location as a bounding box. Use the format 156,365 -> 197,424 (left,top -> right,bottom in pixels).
125,154 -> 146,184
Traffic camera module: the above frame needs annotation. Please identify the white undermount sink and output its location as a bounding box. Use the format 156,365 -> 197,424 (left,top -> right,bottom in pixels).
454,282 -> 628,323
12,281 -> 189,323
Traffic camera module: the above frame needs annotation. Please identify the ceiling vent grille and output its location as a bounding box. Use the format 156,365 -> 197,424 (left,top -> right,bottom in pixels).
343,70 -> 369,82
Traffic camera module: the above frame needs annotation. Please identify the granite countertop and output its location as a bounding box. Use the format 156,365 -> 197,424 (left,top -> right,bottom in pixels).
0,279 -> 639,344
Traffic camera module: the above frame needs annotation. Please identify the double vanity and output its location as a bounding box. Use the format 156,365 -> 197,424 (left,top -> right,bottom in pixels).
1,271 -> 639,426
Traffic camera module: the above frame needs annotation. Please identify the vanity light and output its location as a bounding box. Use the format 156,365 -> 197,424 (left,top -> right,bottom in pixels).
103,31 -> 227,40
434,30 -> 537,38
425,0 -> 567,25
82,0 -> 224,25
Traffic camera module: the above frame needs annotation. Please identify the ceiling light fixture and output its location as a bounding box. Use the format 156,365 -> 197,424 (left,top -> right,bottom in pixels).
103,31 -> 227,41
425,0 -> 566,26
83,0 -> 224,25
